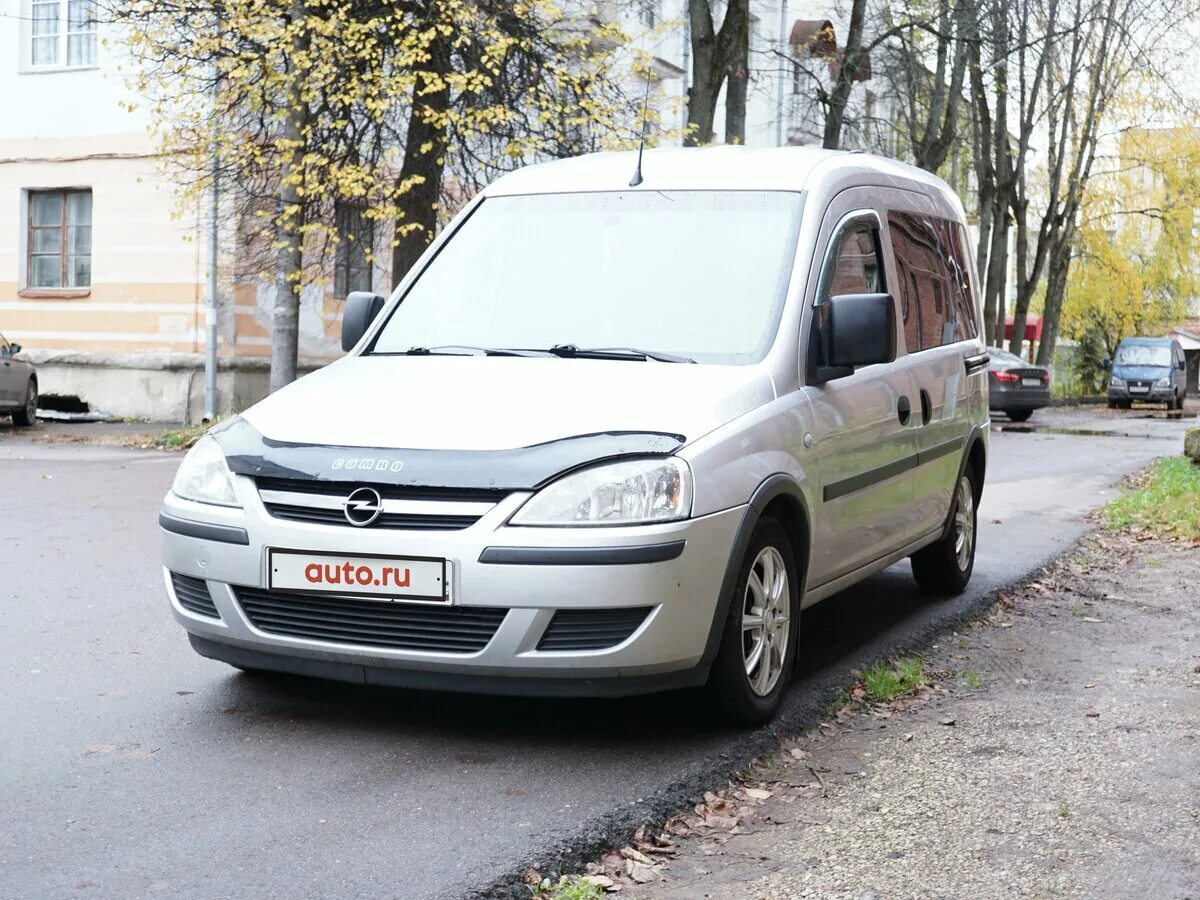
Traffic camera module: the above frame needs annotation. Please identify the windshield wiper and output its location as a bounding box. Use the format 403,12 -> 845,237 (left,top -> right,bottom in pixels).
399,345 -> 535,357
541,344 -> 696,364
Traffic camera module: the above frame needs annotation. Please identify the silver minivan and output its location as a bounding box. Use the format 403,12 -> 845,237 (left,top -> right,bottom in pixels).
160,147 -> 989,724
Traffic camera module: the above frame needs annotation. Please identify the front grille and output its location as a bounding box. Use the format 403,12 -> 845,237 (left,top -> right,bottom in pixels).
262,504 -> 479,531
537,607 -> 653,651
255,476 -> 505,531
171,573 -> 221,619
234,587 -> 508,653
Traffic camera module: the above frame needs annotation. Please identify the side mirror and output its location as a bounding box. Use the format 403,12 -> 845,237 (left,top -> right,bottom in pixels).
1179,360 -> 1187,371
1102,357 -> 1111,370
341,291 -> 386,352
8,343 -> 20,354
813,293 -> 896,382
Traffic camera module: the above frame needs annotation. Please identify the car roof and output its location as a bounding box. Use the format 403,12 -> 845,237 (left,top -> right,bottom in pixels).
1119,336 -> 1173,344
483,146 -> 956,203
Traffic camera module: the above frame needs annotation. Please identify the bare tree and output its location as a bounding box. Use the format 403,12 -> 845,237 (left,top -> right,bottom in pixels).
685,0 -> 750,145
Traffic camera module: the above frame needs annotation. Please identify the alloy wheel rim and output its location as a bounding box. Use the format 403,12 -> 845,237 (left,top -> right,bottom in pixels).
741,546 -> 790,697
953,476 -> 975,571
25,385 -> 36,422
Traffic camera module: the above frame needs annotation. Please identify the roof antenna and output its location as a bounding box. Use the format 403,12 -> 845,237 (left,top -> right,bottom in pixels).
629,60 -> 653,187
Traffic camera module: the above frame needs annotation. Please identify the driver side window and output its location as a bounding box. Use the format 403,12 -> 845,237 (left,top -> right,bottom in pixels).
818,221 -> 884,304
0,336 -> 10,357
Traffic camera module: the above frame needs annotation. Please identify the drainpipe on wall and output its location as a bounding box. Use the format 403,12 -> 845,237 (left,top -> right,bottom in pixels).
776,0 -> 787,146
204,46 -> 220,422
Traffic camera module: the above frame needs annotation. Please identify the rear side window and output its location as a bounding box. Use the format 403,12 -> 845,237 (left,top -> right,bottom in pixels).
888,212 -> 977,351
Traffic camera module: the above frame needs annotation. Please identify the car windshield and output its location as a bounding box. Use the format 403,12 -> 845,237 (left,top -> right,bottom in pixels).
1115,343 -> 1172,367
370,190 -> 806,365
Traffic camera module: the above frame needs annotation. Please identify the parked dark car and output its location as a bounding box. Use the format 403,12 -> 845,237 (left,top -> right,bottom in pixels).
988,349 -> 1051,422
1107,336 -> 1188,413
0,332 -> 37,426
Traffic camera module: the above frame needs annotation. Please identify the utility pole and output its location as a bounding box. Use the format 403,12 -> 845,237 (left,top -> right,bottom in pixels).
776,0 -> 788,146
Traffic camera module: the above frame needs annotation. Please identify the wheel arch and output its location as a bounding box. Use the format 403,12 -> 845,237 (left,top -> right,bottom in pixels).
699,475 -> 812,667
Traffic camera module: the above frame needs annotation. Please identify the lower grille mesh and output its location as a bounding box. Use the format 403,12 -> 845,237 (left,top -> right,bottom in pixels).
234,587 -> 507,653
537,607 -> 653,651
171,573 -> 221,619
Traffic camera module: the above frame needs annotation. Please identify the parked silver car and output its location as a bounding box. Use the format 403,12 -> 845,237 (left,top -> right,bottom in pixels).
159,147 -> 989,723
0,333 -> 37,427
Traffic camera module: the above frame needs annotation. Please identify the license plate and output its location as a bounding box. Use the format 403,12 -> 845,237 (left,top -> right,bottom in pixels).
269,550 -> 448,603
1021,377 -> 1042,387
1129,385 -> 1149,393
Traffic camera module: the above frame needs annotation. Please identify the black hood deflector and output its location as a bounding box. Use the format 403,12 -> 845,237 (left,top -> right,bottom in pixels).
210,416 -> 685,490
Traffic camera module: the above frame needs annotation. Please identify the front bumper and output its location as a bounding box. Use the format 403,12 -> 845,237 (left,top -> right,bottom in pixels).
160,477 -> 744,695
1108,386 -> 1174,402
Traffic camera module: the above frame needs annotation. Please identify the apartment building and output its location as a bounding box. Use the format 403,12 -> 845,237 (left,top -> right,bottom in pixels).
0,0 -> 879,421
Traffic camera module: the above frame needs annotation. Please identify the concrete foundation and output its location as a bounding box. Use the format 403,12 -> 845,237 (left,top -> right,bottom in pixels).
25,350 -> 331,424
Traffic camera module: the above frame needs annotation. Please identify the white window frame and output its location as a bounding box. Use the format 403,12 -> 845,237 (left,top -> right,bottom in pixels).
23,0 -> 98,72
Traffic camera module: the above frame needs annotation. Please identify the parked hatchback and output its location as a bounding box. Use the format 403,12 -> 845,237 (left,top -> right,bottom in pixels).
0,333 -> 37,426
1108,337 -> 1188,412
159,147 -> 989,724
988,349 -> 1051,421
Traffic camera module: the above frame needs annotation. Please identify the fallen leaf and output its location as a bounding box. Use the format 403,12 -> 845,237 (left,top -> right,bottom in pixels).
83,743 -> 116,755
520,868 -> 541,887
619,847 -> 652,866
903,732 -> 914,742
582,875 -> 615,889
1085,683 -> 1097,689
941,717 -> 956,726
1082,616 -> 1103,623
789,748 -> 809,760
743,787 -> 772,800
624,859 -> 657,884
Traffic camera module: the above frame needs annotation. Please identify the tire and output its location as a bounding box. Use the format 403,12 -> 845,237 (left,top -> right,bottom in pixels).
1006,409 -> 1033,422
911,464 -> 978,596
709,517 -> 800,726
11,379 -> 37,427
1107,400 -> 1118,410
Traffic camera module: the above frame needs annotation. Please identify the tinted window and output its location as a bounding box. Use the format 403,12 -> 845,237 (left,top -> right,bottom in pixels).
819,221 -> 883,302
372,191 -> 806,366
888,212 -> 976,351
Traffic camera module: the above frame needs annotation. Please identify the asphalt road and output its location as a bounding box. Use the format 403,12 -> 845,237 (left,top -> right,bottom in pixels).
0,409 -> 1192,900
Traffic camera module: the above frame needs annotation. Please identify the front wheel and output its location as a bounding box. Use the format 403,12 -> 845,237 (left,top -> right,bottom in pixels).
709,518 -> 800,726
11,380 -> 37,427
911,465 -> 978,595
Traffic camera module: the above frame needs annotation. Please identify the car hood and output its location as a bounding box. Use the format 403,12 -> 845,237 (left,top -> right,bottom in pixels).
241,356 -> 777,451
1113,364 -> 1171,381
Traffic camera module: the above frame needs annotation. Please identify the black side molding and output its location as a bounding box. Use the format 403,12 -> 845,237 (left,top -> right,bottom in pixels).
478,541 -> 685,566
159,511 -> 249,545
823,454 -> 917,502
963,351 -> 990,374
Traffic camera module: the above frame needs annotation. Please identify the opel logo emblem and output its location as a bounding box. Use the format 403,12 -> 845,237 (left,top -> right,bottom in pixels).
343,486 -> 383,527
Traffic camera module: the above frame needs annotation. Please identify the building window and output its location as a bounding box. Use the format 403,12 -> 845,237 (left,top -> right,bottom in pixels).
30,0 -> 97,68
333,204 -> 374,298
638,0 -> 659,28
28,189 -> 92,289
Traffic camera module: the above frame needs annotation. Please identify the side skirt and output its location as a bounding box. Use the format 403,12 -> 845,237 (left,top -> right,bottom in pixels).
802,528 -> 943,608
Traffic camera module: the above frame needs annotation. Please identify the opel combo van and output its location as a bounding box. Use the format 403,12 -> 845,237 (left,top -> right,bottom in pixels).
160,147 -> 989,724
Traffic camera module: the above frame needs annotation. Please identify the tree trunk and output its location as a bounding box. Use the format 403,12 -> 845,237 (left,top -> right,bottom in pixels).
822,0 -> 867,149
391,34 -> 451,288
685,0 -> 720,146
270,0 -> 309,393
723,2 -> 749,144
985,204 -> 1009,346
1037,228 -> 1075,366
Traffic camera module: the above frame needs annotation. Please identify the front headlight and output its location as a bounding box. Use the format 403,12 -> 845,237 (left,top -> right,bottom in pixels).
1156,376 -> 1171,387
171,435 -> 240,507
510,458 -> 692,526
1110,376 -> 1126,388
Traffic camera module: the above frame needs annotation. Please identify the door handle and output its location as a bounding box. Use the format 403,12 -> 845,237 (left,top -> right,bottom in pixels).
897,395 -> 911,425
919,389 -> 932,425
963,351 -> 989,375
